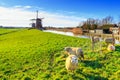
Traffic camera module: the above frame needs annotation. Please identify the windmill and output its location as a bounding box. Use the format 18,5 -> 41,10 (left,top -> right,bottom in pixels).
30,10 -> 44,30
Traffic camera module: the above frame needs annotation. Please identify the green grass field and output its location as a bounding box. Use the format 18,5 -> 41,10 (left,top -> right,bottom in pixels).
0,28 -> 120,80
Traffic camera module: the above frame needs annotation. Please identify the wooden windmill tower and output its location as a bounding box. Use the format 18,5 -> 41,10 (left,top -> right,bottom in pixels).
30,10 -> 44,30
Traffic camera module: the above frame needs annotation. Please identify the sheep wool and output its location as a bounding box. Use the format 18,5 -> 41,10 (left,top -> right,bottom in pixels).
107,44 -> 115,51
65,55 -> 78,71
64,47 -> 84,59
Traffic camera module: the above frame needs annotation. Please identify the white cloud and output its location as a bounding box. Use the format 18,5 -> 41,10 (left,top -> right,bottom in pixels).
0,6 -> 86,27
13,5 -> 32,9
14,5 -> 22,8
24,6 -> 32,9
0,6 -> 34,27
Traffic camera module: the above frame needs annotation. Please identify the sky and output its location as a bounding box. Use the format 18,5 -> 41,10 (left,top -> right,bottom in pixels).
0,0 -> 120,27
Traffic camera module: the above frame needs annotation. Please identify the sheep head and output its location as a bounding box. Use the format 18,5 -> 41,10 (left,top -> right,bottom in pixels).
70,55 -> 78,64
64,47 -> 72,53
64,47 -> 71,51
107,44 -> 115,51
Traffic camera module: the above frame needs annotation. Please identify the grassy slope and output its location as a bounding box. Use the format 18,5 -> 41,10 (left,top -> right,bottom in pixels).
0,28 -> 20,35
0,29 -> 120,80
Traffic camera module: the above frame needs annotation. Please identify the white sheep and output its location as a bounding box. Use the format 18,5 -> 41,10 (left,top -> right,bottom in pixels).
64,47 -> 84,60
65,55 -> 78,72
107,44 -> 115,51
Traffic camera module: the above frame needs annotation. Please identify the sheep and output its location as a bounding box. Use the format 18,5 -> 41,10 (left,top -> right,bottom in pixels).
104,38 -> 115,45
107,44 -> 115,51
91,36 -> 101,52
64,47 -> 84,60
65,55 -> 78,72
91,36 -> 100,43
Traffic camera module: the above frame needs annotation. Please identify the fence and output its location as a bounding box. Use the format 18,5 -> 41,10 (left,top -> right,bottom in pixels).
84,33 -> 120,41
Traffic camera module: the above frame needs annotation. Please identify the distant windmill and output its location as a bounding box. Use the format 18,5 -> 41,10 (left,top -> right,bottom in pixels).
30,10 -> 44,30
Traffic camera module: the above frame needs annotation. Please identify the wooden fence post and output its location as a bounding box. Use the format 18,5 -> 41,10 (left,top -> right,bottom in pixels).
91,36 -> 94,52
112,33 -> 115,46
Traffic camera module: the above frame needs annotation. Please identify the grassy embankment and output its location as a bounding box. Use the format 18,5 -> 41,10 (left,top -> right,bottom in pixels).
0,28 -> 120,80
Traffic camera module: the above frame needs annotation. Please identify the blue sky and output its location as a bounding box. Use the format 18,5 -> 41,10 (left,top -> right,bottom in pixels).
0,0 -> 120,27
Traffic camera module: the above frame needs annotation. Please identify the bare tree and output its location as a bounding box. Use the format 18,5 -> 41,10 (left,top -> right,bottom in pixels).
86,18 -> 95,25
81,18 -> 100,30
117,16 -> 120,27
102,16 -> 113,25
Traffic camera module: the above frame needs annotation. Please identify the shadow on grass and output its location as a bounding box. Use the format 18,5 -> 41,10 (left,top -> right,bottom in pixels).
115,46 -> 120,51
81,72 -> 107,80
0,30 -> 19,36
83,60 -> 102,69
67,70 -> 108,80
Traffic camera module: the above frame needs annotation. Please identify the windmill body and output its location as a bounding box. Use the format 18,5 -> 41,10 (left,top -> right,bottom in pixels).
30,11 -> 44,30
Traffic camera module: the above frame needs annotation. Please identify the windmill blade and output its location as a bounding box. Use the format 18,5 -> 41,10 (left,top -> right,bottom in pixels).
41,17 -> 44,19
30,19 -> 36,21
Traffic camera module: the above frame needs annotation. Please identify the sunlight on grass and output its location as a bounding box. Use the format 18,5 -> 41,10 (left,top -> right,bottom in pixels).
0,28 -> 120,80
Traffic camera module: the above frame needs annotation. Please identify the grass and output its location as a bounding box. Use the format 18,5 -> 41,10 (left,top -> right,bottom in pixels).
0,28 -> 21,35
0,28 -> 120,80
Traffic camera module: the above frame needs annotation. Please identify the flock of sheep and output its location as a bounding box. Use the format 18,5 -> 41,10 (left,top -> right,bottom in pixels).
64,37 -> 115,72
64,47 -> 84,72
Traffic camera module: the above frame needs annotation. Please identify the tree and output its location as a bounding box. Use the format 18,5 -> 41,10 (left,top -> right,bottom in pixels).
102,16 -> 113,25
117,16 -> 120,27
80,16 -> 114,30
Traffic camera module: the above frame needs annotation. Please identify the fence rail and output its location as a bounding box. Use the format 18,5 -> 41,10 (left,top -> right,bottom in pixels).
84,33 -> 120,41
